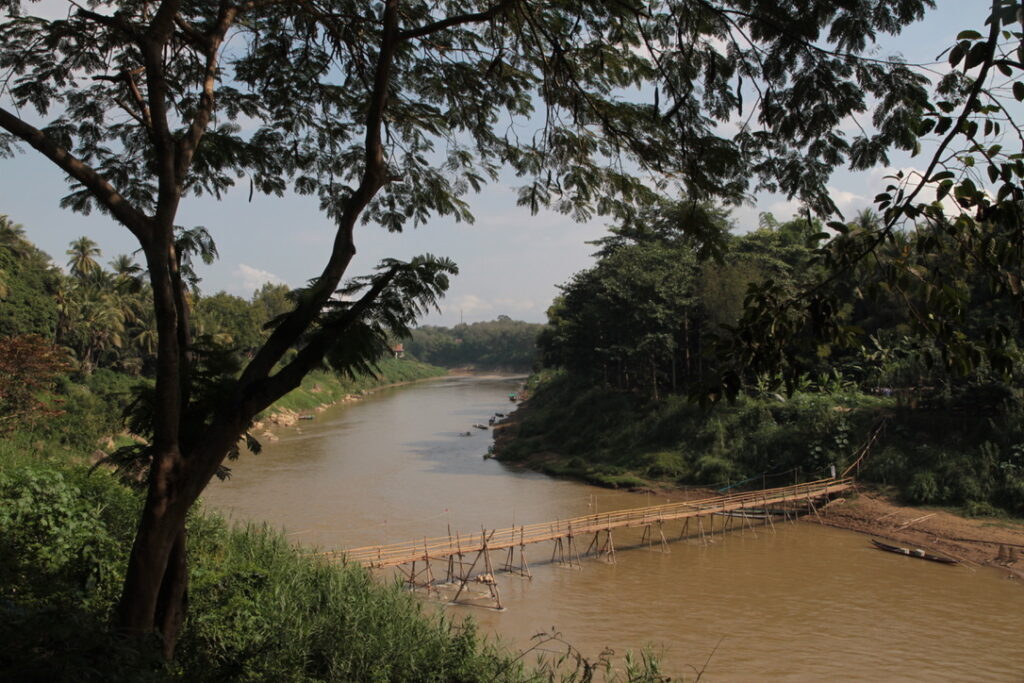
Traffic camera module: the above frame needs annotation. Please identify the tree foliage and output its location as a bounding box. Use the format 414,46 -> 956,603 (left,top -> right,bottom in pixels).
727,1 -> 1024,397
0,334 -> 69,435
0,0 -> 937,653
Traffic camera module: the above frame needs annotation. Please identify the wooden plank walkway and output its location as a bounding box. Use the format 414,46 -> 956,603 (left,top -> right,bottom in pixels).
328,478 -> 853,569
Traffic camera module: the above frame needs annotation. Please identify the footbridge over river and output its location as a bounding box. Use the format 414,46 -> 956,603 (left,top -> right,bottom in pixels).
322,477 -> 854,609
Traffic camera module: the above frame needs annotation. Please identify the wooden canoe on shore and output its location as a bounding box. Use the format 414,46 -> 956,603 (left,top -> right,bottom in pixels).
871,538 -> 958,565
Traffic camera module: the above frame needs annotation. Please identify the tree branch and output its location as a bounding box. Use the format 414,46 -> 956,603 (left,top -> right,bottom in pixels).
244,267 -> 399,415
236,0 -> 401,389
0,107 -> 152,241
398,0 -> 519,41
142,0 -> 185,228
95,67 -> 153,130
176,1 -> 239,184
76,7 -> 143,41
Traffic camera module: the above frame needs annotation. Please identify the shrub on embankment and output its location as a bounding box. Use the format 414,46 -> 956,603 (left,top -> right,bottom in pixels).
0,442 -> 522,681
497,371 -> 1024,515
263,359 -> 446,417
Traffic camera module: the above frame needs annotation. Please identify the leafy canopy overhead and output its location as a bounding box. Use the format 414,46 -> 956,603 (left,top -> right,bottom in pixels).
1,0 -> 934,229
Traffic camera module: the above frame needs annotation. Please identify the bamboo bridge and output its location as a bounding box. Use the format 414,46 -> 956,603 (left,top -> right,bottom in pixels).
322,477 -> 854,609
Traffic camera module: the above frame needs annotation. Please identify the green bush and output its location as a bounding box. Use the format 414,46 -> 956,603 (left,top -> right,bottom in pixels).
0,449 -> 527,682
0,461 -> 136,612
905,471 -> 939,504
178,516 -> 517,682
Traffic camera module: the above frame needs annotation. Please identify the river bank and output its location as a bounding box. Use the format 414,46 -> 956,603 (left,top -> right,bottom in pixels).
254,359 -> 446,439
817,489 -> 1024,579
492,394 -> 1024,581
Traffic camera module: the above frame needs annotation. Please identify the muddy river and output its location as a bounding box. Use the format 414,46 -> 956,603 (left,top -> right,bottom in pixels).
203,375 -> 1024,681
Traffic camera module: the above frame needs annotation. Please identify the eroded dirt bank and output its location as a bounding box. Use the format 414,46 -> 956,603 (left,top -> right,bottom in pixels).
816,488 -> 1024,580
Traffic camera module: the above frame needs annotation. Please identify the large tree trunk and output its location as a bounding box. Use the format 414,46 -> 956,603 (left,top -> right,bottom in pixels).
154,528 -> 188,658
116,470 -> 190,652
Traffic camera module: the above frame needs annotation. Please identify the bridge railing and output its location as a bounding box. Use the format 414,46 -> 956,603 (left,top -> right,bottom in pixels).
327,477 -> 853,568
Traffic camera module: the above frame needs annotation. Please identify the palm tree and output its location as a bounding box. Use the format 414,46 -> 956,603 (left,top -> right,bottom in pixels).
0,215 -> 30,258
110,253 -> 145,294
66,236 -> 102,279
853,208 -> 882,231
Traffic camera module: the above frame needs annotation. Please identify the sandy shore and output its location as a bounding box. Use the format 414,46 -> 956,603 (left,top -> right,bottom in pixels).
814,487 -> 1024,580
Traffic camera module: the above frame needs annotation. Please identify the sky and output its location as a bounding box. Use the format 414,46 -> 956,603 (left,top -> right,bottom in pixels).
0,2 -> 984,326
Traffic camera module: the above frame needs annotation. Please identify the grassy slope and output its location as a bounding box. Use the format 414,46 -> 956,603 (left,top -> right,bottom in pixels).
264,358 -> 446,416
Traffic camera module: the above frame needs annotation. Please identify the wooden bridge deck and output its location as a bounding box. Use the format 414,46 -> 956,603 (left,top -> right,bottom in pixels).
329,477 -> 853,570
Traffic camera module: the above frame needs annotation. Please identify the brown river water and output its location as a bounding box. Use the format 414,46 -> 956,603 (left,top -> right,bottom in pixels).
203,375 -> 1024,681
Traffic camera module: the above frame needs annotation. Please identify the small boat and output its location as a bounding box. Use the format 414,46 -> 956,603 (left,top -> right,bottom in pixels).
298,414 -> 315,420
871,539 -> 958,565
472,424 -> 489,430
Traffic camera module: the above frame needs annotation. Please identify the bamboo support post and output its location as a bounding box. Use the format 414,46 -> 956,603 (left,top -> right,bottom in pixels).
741,509 -> 757,538
679,517 -> 690,540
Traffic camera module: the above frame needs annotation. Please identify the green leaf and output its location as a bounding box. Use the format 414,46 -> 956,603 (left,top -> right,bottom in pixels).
964,41 -> 990,70
949,42 -> 966,68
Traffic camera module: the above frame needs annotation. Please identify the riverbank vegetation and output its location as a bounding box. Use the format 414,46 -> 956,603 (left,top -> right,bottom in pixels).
498,204 -> 1024,517
0,442 -> 529,681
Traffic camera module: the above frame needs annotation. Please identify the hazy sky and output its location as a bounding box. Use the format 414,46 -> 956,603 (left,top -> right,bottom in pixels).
0,2 -> 981,326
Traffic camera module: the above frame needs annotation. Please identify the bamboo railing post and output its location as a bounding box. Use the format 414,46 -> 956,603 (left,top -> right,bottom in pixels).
519,527 -> 532,578
452,531 -> 488,604
423,537 -> 437,596
807,492 -> 824,524
586,533 -> 600,557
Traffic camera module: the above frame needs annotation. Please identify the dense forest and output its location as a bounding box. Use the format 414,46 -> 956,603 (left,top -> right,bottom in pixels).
500,202 -> 1024,515
406,317 -> 543,371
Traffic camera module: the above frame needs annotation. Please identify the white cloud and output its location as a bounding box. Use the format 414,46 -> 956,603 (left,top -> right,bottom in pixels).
443,294 -> 539,322
232,263 -> 285,295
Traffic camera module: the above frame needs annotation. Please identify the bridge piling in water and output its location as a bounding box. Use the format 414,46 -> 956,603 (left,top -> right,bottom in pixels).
327,478 -> 855,609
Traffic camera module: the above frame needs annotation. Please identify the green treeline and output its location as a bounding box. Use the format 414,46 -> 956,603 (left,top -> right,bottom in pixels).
0,218 -> 445,447
405,316 -> 544,370
501,202 -> 1024,515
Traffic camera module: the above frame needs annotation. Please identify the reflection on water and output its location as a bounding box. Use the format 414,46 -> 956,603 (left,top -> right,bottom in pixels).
204,375 -> 1024,681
